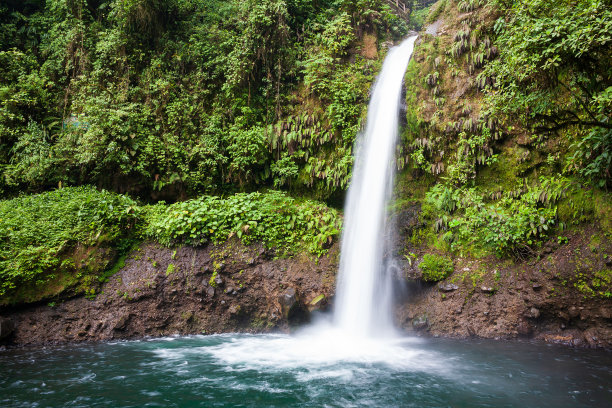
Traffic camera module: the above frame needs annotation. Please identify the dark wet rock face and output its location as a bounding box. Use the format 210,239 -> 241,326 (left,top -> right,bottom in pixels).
389,200 -> 611,349
0,241 -> 338,347
398,226 -> 612,349
1,224 -> 610,350
386,203 -> 423,281
0,317 -> 14,340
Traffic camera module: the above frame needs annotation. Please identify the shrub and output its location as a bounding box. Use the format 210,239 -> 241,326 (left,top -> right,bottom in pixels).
419,254 -> 454,282
0,186 -> 342,303
145,190 -> 341,256
423,177 -> 572,257
0,187 -> 140,297
483,0 -> 612,188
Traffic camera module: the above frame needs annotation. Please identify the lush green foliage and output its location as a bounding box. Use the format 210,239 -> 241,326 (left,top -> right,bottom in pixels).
0,186 -> 139,296
398,0 -> 611,263
423,177 -> 573,257
0,0 -> 415,304
483,0 -> 612,188
146,190 -> 341,256
567,125 -> 611,189
419,253 -> 453,281
0,0 -> 407,199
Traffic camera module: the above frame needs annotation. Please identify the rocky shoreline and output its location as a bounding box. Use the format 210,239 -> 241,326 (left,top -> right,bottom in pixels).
1,226 -> 611,350
0,241 -> 338,348
400,226 -> 612,349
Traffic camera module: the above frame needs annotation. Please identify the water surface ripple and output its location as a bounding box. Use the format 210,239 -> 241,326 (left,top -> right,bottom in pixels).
1,331 -> 610,408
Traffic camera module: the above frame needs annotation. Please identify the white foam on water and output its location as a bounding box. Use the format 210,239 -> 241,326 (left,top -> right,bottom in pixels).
203,328 -> 444,372
150,325 -> 452,380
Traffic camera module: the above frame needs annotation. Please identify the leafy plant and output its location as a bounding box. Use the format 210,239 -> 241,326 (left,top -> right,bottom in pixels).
423,177 -> 574,257
419,254 -> 454,282
145,190 -> 341,256
166,263 -> 176,276
483,0 -> 612,187
0,0 -> 407,200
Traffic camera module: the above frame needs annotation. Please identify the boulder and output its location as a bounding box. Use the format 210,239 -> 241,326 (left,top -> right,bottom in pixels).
228,305 -> 241,316
279,287 -> 298,319
599,306 -> 612,320
412,315 -> 428,330
517,319 -> 533,336
568,306 -> 580,319
438,283 -> 459,292
113,314 -> 131,331
528,307 -> 541,319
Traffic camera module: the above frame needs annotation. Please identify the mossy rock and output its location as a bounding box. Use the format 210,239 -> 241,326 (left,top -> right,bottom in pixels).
0,244 -> 117,307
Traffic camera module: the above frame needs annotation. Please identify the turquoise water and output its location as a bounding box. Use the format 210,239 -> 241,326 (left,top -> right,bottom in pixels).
1,331 -> 611,408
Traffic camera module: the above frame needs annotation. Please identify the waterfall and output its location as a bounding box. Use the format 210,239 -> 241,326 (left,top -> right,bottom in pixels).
334,36 -> 418,337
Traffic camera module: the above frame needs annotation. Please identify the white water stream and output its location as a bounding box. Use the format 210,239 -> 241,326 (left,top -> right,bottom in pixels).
140,37 -> 421,370
334,36 -> 417,337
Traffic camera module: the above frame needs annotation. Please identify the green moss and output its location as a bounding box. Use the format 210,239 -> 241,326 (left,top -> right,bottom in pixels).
573,269 -> 611,299
166,263 -> 176,276
209,270 -> 218,287
592,190 -> 612,234
558,188 -> 595,225
99,253 -> 127,283
0,187 -> 139,302
469,267 -> 487,289
251,316 -> 275,330
419,254 -> 454,282
475,148 -> 521,192
394,170 -> 436,202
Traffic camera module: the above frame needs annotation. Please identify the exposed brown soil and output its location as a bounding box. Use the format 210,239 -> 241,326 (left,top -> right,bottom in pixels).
359,33 -> 379,60
0,240 -> 338,348
397,225 -> 612,349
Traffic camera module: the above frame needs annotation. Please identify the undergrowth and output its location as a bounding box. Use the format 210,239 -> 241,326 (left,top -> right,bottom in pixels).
0,186 -> 139,296
419,253 -> 454,282
422,176 -> 575,258
146,190 -> 341,256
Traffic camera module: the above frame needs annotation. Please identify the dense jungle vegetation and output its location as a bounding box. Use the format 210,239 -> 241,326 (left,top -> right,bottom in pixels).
0,0 -> 610,305
0,0 -> 408,304
399,0 -> 610,296
0,0 -> 408,200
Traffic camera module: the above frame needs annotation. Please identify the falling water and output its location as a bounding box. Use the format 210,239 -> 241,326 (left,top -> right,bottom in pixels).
4,36 -> 612,408
334,36 -> 418,337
